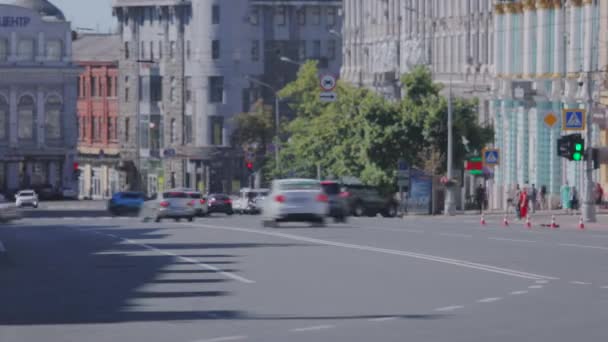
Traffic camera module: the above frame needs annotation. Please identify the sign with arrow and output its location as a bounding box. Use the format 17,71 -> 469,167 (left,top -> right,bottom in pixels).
320,91 -> 337,102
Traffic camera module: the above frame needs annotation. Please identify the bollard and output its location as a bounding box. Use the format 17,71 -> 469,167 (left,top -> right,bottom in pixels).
525,215 -> 532,229
480,213 -> 486,226
503,214 -> 509,227
550,215 -> 558,229
578,216 -> 585,230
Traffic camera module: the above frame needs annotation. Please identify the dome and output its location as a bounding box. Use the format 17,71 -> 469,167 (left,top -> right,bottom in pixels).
11,0 -> 66,21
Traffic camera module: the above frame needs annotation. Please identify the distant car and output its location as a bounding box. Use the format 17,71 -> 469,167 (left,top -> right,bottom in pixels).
32,184 -> 57,200
15,190 -> 39,208
261,178 -> 329,227
339,184 -> 397,217
143,190 -> 196,222
0,194 -> 20,223
61,187 -> 78,200
321,181 -> 348,222
185,189 -> 208,217
235,188 -> 269,215
107,192 -> 145,215
207,193 -> 234,215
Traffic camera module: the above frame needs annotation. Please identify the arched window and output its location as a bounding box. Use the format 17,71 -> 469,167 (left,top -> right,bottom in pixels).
0,95 -> 8,140
45,95 -> 62,139
18,95 -> 35,140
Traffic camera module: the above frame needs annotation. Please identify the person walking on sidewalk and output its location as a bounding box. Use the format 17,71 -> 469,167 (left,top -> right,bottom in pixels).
570,187 -> 579,215
514,184 -> 522,218
519,187 -> 529,220
530,184 -> 537,214
540,185 -> 547,210
475,184 -> 485,214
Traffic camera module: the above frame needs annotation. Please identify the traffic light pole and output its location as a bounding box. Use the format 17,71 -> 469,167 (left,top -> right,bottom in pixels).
582,71 -> 597,223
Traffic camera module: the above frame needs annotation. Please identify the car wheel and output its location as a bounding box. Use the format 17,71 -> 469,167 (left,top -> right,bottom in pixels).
154,217 -> 161,223
174,218 -> 180,222
312,218 -> 326,227
263,220 -> 278,228
382,204 -> 398,218
353,203 -> 365,217
187,216 -> 194,222
227,210 -> 234,216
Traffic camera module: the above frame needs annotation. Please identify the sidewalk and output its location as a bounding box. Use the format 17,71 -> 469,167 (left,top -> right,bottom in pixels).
461,208 -> 608,216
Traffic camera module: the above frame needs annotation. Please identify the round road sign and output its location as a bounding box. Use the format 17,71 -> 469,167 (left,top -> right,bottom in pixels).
320,74 -> 337,91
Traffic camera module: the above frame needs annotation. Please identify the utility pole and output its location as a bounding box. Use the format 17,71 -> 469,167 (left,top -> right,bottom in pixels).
274,95 -> 280,174
582,71 -> 596,222
444,74 -> 455,216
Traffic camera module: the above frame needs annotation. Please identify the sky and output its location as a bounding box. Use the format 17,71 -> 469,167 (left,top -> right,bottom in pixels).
0,0 -> 116,33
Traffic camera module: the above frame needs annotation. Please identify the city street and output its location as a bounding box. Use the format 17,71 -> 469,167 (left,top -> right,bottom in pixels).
1,209 -> 608,342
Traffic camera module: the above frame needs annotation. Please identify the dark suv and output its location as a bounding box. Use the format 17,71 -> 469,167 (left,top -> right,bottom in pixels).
340,184 -> 398,218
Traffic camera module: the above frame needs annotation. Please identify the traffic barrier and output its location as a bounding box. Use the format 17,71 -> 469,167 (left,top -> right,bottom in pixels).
578,216 -> 585,230
525,215 -> 532,229
480,213 -> 486,226
503,215 -> 509,227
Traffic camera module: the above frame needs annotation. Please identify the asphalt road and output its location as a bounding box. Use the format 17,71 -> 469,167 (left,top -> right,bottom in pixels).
1,211 -> 607,342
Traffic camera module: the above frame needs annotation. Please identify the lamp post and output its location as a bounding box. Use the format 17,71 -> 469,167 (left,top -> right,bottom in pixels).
245,76 -> 281,175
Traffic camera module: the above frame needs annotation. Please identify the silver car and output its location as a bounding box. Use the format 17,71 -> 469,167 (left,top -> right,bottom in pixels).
15,190 -> 39,208
142,190 -> 196,222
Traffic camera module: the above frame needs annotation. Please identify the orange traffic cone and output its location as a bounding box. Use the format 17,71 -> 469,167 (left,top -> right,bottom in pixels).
578,216 -> 585,230
480,213 -> 486,226
550,215 -> 558,229
525,215 -> 532,229
503,215 -> 509,227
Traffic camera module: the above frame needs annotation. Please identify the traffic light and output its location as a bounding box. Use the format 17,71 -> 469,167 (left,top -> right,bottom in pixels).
557,134 -> 584,161
572,137 -> 584,161
246,161 -> 254,173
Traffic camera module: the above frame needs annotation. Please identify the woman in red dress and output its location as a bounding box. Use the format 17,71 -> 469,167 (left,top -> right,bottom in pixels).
519,188 -> 529,219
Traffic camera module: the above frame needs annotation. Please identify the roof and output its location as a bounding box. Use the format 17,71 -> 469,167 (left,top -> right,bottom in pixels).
72,34 -> 121,63
10,0 -> 65,20
112,0 -> 190,7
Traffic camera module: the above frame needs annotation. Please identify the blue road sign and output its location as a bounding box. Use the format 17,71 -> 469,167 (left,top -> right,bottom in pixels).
483,149 -> 500,166
562,109 -> 586,131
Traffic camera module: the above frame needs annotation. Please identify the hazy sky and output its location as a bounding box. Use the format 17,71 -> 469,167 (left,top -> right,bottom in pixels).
1,0 -> 116,33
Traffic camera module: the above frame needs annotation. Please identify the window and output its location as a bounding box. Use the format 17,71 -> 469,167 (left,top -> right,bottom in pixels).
312,6 -> 321,25
78,77 -> 85,98
150,76 -> 162,102
312,40 -> 321,58
298,40 -> 306,60
140,41 -> 146,59
297,8 -> 306,25
170,118 -> 176,143
170,41 -> 176,59
208,76 -> 224,103
108,117 -> 116,141
0,95 -> 8,140
18,39 -> 34,61
327,7 -> 337,27
212,40 -> 220,59
78,117 -> 83,140
251,40 -> 260,61
158,40 -> 163,59
90,76 -> 98,97
45,95 -> 62,139
212,5 -> 220,24
211,116 -> 223,145
124,42 -> 130,59
18,96 -> 35,140
187,40 -> 191,60
276,6 -> 286,25
92,117 -> 99,141
46,40 -> 62,61
250,8 -> 259,25
328,39 -> 336,60
185,77 -> 192,102
0,39 -> 8,61
170,76 -> 176,102
107,76 -> 113,97
184,115 -> 192,143
150,41 -> 154,60
125,118 -> 130,142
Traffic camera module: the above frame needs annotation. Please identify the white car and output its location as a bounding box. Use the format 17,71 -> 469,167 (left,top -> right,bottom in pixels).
15,190 -> 39,208
261,179 -> 329,227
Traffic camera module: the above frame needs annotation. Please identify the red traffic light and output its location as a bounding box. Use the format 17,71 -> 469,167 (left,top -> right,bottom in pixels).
246,162 -> 253,170
73,162 -> 79,170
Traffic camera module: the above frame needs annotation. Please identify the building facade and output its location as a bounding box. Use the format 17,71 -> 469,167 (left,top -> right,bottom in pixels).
73,34 -> 121,199
0,0 -> 80,196
597,0 -> 608,194
112,0 -> 342,195
491,0 -> 601,209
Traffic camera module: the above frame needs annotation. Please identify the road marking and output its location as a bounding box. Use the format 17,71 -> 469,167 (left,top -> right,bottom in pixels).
193,336 -> 248,342
488,237 -> 537,243
558,243 -> 608,251
477,297 -> 502,303
290,325 -> 335,332
535,280 -> 548,284
509,290 -> 529,295
437,233 -> 473,238
193,223 -> 558,281
434,305 -> 464,312
82,229 -> 255,284
569,281 -> 592,285
0,240 -> 6,253
601,286 -> 608,289
368,317 -> 398,322
528,285 -> 543,289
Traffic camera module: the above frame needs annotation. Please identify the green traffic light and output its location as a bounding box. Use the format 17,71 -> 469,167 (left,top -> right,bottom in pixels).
573,152 -> 582,161
575,143 -> 583,152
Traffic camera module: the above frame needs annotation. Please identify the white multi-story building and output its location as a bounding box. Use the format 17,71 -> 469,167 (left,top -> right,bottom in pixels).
0,0 -> 80,195
342,0 -> 494,123
112,0 -> 342,194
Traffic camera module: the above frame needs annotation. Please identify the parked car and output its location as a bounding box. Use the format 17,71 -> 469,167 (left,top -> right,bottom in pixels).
207,193 -> 234,215
32,184 -> 58,200
321,181 -> 348,222
61,187 -> 78,200
339,184 -> 398,217
185,189 -> 208,217
261,178 -> 329,227
235,188 -> 269,215
107,192 -> 145,215
141,190 -> 196,222
15,190 -> 39,208
0,194 -> 20,223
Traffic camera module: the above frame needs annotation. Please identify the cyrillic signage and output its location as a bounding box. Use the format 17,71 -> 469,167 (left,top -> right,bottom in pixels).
0,16 -> 31,28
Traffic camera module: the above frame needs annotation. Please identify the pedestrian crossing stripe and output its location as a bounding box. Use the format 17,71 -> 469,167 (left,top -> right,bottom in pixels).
562,109 -> 586,131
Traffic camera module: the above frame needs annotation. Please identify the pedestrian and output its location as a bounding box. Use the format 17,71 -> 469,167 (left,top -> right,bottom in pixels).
475,184 -> 485,214
570,187 -> 579,214
540,185 -> 547,210
514,184 -> 522,218
530,184 -> 537,214
519,187 -> 529,220
595,183 -> 604,205
561,182 -> 571,213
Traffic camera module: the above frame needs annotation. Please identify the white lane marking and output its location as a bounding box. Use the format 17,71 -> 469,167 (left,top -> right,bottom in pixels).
535,280 -> 548,284
193,223 -> 558,281
437,233 -> 473,238
510,290 -> 529,295
528,285 -> 543,289
192,336 -> 248,342
0,240 -> 6,253
368,317 -> 398,322
601,286 -> 608,289
569,281 -> 592,285
558,243 -> 608,251
488,237 -> 537,243
477,297 -> 502,303
290,325 -> 335,332
434,305 -> 464,312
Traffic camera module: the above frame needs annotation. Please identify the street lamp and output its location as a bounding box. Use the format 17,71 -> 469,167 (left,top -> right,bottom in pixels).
329,29 -> 342,38
279,56 -> 303,66
245,76 -> 281,175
